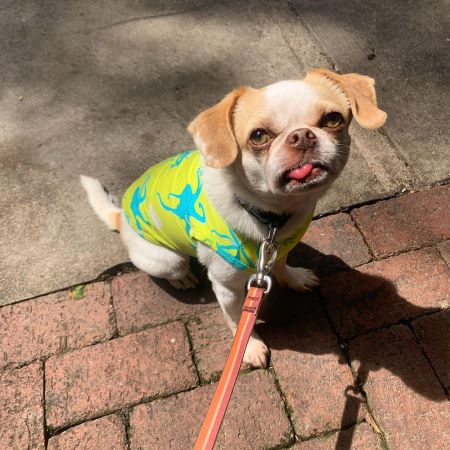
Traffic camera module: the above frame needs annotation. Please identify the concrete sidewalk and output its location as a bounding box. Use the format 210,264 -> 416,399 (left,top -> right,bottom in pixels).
1,185 -> 449,449
1,0 -> 448,304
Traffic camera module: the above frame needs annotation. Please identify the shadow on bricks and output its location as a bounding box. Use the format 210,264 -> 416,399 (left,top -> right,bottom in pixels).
258,244 -> 448,449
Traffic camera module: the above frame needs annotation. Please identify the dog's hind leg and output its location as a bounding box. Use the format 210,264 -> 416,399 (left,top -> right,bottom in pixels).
120,213 -> 198,289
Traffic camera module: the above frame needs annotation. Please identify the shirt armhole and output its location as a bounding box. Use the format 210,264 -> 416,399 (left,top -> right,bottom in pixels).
190,228 -> 253,272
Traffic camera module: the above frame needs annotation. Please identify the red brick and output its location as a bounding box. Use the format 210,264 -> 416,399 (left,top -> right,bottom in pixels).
437,240 -> 450,266
188,289 -> 323,382
48,414 -> 126,450
0,282 -> 113,369
129,370 -> 292,449
293,422 -> 382,449
351,186 -> 450,257
112,271 -> 217,335
45,321 -> 197,428
258,279 -> 324,323
187,308 -> 233,382
261,302 -> 366,438
321,248 -> 450,338
289,213 -> 371,276
349,325 -> 450,449
0,362 -> 44,449
412,309 -> 450,391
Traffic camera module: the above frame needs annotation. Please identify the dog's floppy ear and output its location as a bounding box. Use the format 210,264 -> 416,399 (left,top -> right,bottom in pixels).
188,87 -> 247,168
307,68 -> 387,129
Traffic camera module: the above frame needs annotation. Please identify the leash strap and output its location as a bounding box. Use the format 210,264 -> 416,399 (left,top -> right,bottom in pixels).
193,286 -> 266,450
194,226 -> 279,449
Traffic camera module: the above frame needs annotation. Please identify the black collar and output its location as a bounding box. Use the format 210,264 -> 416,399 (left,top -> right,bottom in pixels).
235,196 -> 292,230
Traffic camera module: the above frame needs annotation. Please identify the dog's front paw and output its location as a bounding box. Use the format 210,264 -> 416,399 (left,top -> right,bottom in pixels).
168,270 -> 199,290
277,266 -> 320,292
243,335 -> 270,369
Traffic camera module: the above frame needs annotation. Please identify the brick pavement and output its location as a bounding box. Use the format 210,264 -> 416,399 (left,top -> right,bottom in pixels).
1,185 -> 449,449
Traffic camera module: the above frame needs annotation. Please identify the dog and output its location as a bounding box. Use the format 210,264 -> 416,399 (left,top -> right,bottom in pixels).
81,68 -> 386,368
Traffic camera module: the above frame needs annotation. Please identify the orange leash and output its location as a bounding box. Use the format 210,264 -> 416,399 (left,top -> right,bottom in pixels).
194,286 -> 266,450
194,226 -> 279,449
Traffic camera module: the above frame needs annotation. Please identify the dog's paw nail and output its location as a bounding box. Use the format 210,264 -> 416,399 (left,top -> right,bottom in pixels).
187,270 -> 199,285
168,271 -> 199,290
243,338 -> 269,369
285,268 -> 320,292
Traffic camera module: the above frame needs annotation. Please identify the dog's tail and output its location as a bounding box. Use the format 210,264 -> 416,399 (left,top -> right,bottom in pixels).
80,175 -> 121,231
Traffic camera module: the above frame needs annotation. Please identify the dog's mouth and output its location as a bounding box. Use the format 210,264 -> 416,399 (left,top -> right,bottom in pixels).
279,161 -> 330,190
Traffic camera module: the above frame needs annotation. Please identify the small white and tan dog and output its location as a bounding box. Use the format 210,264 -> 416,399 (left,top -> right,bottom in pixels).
81,68 -> 386,368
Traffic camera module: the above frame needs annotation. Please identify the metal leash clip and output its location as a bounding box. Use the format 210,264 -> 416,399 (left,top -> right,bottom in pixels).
247,226 -> 279,294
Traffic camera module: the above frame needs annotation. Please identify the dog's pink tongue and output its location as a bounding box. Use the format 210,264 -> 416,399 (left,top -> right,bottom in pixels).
288,163 -> 313,181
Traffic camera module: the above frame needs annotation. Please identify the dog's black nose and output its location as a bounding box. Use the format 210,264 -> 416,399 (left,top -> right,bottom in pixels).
286,128 -> 317,150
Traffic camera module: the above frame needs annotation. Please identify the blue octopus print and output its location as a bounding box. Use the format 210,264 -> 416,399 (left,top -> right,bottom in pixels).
129,174 -> 152,232
169,151 -> 192,168
211,228 -> 255,270
157,168 -> 206,235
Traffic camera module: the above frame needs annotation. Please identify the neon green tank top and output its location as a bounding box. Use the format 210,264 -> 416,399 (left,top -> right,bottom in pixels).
122,150 -> 313,271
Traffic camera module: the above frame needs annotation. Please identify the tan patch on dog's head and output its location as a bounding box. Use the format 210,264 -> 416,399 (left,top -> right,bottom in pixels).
232,89 -> 273,154
188,69 -> 386,171
306,68 -> 387,129
187,87 -> 251,168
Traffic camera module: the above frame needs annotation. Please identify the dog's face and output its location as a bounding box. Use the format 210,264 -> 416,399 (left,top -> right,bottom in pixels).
188,69 -> 386,202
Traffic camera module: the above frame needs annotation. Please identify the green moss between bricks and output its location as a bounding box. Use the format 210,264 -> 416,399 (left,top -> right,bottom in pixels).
190,316 -> 202,326
285,404 -> 294,417
69,284 -> 85,300
208,371 -> 221,383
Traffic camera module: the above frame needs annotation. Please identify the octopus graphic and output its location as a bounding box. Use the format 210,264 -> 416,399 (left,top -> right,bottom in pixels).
211,228 -> 255,270
129,175 -> 152,231
157,168 -> 206,235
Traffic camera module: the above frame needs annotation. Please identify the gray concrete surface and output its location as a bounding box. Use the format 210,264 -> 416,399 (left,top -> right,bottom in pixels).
1,0 -> 448,305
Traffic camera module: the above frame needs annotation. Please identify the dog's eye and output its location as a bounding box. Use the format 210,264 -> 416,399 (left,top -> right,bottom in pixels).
320,112 -> 344,129
249,129 -> 271,146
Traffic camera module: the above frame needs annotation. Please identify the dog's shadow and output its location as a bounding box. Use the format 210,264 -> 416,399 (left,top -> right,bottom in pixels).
255,244 -> 448,449
150,244 -> 447,449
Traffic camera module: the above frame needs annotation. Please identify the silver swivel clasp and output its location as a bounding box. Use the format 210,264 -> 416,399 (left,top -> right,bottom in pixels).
247,226 -> 279,294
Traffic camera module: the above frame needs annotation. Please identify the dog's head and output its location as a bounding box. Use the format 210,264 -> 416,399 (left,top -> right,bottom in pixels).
188,69 -> 386,204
